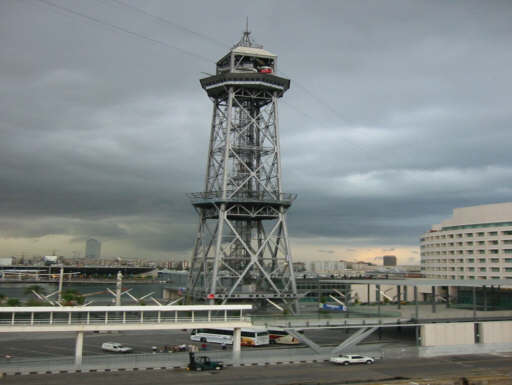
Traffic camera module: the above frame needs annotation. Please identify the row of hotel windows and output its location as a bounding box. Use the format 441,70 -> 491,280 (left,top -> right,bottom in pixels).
422,266 -> 512,272
425,275 -> 512,280
422,240 -> 512,248
421,258 -> 512,263
421,230 -> 512,242
422,250 -> 512,256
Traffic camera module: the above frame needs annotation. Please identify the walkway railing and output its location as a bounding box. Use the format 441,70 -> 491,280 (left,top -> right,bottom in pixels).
0,304 -> 252,331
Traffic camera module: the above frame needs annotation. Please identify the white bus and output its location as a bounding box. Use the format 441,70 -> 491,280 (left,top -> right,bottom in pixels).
267,328 -> 302,345
190,328 -> 269,346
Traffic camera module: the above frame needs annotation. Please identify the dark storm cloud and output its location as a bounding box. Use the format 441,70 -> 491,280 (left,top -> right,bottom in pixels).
1,0 -> 512,257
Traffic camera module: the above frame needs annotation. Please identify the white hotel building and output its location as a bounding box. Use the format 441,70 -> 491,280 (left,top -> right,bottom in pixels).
420,202 -> 512,280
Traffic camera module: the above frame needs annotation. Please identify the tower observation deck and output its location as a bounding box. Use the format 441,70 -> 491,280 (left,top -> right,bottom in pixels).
187,29 -> 298,313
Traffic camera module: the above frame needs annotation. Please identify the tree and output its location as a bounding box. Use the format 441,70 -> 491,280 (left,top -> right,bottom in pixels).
6,298 -> 21,306
24,299 -> 45,306
24,285 -> 47,296
61,289 -> 84,306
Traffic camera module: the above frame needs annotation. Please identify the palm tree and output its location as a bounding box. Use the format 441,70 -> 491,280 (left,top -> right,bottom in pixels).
24,285 -> 47,296
6,298 -> 21,307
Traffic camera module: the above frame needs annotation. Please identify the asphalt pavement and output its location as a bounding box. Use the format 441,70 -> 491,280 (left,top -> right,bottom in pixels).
2,354 -> 512,385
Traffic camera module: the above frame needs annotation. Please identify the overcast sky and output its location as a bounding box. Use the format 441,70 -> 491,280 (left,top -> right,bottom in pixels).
1,0 -> 511,264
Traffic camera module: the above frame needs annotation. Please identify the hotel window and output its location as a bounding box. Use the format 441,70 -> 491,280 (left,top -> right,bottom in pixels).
468,267 -> 475,272
469,276 -> 475,280
488,231 -> 498,236
490,258 -> 499,263
491,276 -> 500,279
502,230 -> 512,235
468,258 -> 475,263
478,241 -> 485,245
488,240 -> 499,245
465,233 -> 473,237
478,250 -> 485,254
478,258 -> 486,263
491,267 -> 500,272
490,250 -> 499,254
459,275 -> 464,279
505,268 -> 512,272
477,232 -> 485,237
504,249 -> 512,254
504,258 -> 512,263
478,276 -> 487,280
479,267 -> 487,272
503,240 -> 512,244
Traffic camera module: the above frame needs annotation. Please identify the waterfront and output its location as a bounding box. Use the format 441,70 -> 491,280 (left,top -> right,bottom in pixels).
0,281 -> 167,303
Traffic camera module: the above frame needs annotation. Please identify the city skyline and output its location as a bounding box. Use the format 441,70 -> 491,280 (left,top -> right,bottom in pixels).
1,1 -> 511,264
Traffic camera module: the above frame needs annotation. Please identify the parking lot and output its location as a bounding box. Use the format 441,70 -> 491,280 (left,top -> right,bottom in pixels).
0,326 -> 417,361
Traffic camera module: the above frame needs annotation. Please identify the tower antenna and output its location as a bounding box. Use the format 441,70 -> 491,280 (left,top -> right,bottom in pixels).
235,17 -> 262,48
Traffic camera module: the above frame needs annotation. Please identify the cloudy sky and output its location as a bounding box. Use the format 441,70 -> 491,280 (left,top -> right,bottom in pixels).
1,0 -> 511,264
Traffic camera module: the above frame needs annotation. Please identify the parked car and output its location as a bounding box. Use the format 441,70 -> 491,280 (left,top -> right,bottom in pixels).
101,342 -> 133,353
330,354 -> 374,365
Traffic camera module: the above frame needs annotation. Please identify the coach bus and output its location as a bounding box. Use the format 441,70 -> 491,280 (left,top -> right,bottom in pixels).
267,328 -> 301,345
190,328 -> 269,346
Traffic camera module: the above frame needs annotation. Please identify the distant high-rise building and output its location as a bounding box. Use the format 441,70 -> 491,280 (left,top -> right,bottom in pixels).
85,238 -> 101,259
383,255 -> 397,266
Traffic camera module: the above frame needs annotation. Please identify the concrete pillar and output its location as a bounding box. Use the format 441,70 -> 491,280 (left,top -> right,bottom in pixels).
232,327 -> 241,366
431,286 -> 436,313
58,265 -> 64,303
414,286 -> 418,320
397,285 -> 401,309
75,331 -> 84,367
403,285 -> 408,302
367,284 -> 370,304
116,271 -> 123,306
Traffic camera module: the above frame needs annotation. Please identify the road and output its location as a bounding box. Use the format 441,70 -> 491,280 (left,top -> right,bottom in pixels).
1,354 -> 512,385
0,327 -> 416,359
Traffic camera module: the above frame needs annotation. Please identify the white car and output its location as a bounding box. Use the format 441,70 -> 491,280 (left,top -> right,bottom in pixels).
101,342 -> 133,353
330,354 -> 374,365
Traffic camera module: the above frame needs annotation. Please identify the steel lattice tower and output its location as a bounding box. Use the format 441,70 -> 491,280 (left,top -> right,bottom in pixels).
187,30 -> 298,312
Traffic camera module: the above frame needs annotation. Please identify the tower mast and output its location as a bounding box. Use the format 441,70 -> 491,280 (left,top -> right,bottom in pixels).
187,30 -> 298,312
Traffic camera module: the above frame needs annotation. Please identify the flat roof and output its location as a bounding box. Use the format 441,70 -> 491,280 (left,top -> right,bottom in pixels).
322,278 -> 512,287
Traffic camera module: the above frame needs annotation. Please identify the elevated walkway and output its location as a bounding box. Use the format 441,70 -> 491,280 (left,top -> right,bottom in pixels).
0,305 -> 252,333
0,304 -> 252,367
